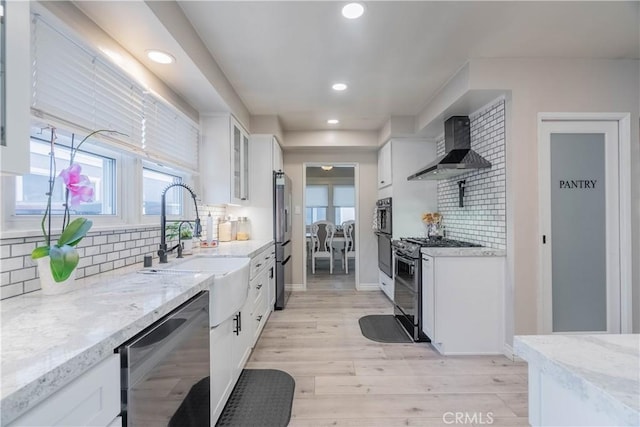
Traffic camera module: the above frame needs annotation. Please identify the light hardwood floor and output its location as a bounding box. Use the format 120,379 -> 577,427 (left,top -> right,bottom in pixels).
247,289 -> 529,426
306,257 -> 355,291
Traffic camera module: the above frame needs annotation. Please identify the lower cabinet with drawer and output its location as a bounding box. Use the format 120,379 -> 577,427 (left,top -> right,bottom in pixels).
210,244 -> 275,423
9,355 -> 121,427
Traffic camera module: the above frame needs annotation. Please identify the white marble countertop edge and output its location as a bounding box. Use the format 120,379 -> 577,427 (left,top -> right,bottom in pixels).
514,336 -> 640,426
1,239 -> 273,425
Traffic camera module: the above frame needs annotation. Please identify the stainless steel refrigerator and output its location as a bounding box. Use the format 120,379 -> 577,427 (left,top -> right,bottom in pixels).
273,171 -> 292,310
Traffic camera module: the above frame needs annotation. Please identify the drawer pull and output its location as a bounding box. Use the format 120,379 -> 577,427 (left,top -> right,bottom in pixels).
256,284 -> 263,290
256,315 -> 263,322
255,263 -> 262,268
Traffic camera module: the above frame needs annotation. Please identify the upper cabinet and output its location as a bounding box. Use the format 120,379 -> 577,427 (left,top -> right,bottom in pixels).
201,115 -> 250,205
1,1 -> 30,175
377,141 -> 392,189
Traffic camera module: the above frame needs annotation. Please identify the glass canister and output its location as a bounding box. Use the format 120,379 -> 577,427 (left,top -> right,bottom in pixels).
237,217 -> 250,241
218,217 -> 232,242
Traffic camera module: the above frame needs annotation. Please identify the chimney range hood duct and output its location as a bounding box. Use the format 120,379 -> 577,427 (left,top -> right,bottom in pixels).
407,116 -> 491,181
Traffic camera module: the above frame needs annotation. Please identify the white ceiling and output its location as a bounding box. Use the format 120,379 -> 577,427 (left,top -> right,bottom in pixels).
76,1 -> 639,133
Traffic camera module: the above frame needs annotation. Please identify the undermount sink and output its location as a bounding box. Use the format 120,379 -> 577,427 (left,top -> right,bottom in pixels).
152,256 -> 251,327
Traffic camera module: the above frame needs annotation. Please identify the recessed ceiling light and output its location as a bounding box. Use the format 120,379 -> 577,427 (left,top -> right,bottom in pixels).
332,83 -> 348,91
342,2 -> 365,19
321,165 -> 334,171
146,50 -> 175,64
327,119 -> 340,125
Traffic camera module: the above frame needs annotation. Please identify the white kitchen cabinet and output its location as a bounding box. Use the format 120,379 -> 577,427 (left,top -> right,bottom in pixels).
379,268 -> 394,301
421,253 -> 505,355
1,0 -> 30,175
200,114 -> 250,205
246,134 -> 283,240
9,355 -> 120,427
421,254 -> 435,341
377,139 -> 438,238
210,244 -> 274,424
248,245 -> 275,346
377,141 -> 392,189
272,137 -> 283,172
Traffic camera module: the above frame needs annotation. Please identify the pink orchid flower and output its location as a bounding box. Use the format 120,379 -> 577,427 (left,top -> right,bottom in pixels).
59,164 -> 95,207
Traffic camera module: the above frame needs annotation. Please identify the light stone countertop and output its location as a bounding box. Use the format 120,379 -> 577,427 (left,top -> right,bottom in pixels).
420,247 -> 506,257
514,334 -> 640,426
0,239 -> 273,425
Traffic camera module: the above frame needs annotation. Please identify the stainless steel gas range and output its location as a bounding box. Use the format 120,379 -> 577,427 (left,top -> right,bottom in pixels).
392,237 -> 482,341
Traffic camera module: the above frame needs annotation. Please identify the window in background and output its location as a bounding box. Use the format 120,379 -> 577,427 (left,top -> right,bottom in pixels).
333,185 -> 355,225
305,184 -> 328,225
16,137 -> 116,215
143,168 -> 182,215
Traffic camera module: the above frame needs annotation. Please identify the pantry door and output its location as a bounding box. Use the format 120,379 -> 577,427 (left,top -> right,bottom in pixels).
539,120 -> 621,334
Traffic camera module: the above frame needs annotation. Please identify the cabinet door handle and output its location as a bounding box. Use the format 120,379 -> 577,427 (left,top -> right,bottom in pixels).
380,180 -> 385,184
233,313 -> 240,335
241,197 -> 247,201
256,263 -> 262,268
239,311 -> 242,332
269,267 -> 274,279
256,284 -> 263,290
257,315 -> 263,322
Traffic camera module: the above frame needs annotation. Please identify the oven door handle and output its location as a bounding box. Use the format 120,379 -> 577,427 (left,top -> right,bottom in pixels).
394,253 -> 416,266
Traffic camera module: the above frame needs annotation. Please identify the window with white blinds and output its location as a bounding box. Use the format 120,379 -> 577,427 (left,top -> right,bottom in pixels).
30,11 -> 198,171
333,185 -> 355,207
306,185 -> 328,207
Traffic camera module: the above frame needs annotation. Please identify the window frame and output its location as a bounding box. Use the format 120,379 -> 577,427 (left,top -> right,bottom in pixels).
2,130 -> 126,234
139,161 -> 194,225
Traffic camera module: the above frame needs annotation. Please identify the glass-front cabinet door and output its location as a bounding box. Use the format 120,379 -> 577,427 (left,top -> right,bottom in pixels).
233,124 -> 242,201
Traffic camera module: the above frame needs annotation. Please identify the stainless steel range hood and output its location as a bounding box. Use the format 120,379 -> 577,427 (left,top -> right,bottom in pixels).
407,116 -> 491,181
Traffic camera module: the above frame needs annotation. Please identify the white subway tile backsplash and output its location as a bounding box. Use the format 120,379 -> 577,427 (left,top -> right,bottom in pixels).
437,100 -> 506,249
1,201 -> 225,299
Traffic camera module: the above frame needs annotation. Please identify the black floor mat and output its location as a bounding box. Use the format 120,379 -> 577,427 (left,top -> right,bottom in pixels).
216,369 -> 295,427
359,314 -> 413,343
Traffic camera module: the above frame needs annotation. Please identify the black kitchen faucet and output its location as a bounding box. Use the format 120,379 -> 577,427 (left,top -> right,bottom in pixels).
157,183 -> 202,263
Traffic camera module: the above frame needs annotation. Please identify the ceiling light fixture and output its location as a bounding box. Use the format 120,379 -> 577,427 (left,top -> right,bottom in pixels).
146,49 -> 175,64
342,2 -> 365,19
327,119 -> 339,124
321,166 -> 334,171
332,83 -> 348,91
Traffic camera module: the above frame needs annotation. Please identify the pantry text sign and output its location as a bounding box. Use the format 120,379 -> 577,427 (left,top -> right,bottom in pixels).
559,179 -> 597,189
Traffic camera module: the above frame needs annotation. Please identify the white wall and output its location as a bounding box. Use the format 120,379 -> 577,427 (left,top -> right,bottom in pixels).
467,59 -> 640,338
284,147 -> 378,287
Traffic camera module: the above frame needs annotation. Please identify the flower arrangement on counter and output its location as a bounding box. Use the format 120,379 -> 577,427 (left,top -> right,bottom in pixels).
422,212 -> 443,238
31,128 -> 123,282
421,212 -> 442,225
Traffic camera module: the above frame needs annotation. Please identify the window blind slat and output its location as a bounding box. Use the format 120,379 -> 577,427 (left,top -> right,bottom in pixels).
31,12 -> 199,171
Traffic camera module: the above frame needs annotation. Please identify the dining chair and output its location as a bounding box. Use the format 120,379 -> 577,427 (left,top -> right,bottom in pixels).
310,220 -> 336,274
341,220 -> 356,274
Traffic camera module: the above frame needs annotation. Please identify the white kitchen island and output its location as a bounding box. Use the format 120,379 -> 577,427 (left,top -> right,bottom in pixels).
514,334 -> 640,427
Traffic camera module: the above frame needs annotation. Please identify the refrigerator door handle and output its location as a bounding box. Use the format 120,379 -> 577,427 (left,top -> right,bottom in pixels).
284,209 -> 288,233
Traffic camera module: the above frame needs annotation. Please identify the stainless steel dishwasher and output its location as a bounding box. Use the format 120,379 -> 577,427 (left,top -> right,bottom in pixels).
118,291 -> 209,427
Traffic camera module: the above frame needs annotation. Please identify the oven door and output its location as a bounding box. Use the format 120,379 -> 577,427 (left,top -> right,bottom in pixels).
377,206 -> 392,235
393,253 -> 425,341
376,232 -> 393,277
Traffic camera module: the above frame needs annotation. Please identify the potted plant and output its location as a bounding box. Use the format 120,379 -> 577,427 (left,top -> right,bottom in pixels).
165,222 -> 195,254
31,128 -> 123,294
